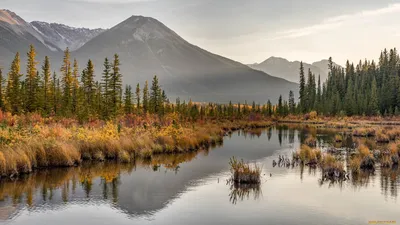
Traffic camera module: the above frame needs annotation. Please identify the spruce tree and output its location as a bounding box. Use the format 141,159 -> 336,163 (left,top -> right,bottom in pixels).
84,60 -> 95,110
124,85 -> 133,114
41,56 -> 51,115
72,59 -> 79,114
61,48 -> 72,115
110,54 -> 122,116
288,90 -> 295,114
370,77 -> 379,115
299,61 -> 306,113
135,83 -> 140,114
150,75 -> 161,114
6,52 -> 22,114
101,58 -> 111,118
143,81 -> 149,114
26,45 -> 39,112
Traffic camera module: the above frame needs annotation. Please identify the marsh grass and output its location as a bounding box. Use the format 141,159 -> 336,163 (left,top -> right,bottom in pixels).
352,127 -> 376,137
0,116 -> 272,177
229,157 -> 261,184
294,145 -> 321,165
304,136 -> 317,147
334,134 -> 343,142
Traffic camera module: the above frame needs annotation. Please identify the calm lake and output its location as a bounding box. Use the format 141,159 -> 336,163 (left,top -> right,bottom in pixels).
0,125 -> 399,225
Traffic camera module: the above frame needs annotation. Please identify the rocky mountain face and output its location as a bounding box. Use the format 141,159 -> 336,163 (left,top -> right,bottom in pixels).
248,57 -> 341,83
0,9 -> 60,66
0,10 -> 298,103
30,21 -> 105,51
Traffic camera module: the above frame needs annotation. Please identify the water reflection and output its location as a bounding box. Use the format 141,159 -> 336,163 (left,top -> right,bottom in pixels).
228,182 -> 262,205
0,125 -> 399,224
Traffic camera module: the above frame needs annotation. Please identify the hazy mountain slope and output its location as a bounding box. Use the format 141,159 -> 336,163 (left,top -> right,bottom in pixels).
248,57 -> 342,83
0,10 -> 297,103
75,16 -> 298,103
30,21 -> 105,51
312,59 -> 341,79
0,9 -> 60,69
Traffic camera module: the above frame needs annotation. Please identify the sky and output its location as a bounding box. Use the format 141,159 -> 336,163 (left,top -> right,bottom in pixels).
2,0 -> 400,65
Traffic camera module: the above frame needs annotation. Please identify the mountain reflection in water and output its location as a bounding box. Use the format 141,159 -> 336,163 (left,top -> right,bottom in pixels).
0,125 -> 399,225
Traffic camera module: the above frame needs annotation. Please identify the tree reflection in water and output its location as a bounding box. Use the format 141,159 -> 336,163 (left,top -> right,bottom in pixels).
228,182 -> 262,205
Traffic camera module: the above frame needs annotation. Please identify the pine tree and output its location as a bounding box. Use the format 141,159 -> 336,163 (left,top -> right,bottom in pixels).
316,75 -> 321,112
41,56 -> 51,115
25,45 -> 39,112
150,75 -> 162,114
370,77 -> 379,115
135,83 -> 140,114
124,85 -> 133,114
6,52 -> 22,114
110,54 -> 122,116
72,59 -> 79,114
288,90 -> 295,114
84,60 -> 95,111
61,48 -> 73,115
143,81 -> 149,114
299,61 -> 306,113
277,95 -> 283,115
345,78 -> 354,115
101,58 -> 111,118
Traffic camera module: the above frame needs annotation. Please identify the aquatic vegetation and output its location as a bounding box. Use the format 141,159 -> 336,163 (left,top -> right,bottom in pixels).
304,136 -> 317,147
321,154 -> 346,179
294,145 -> 321,165
352,127 -> 376,137
375,129 -> 390,143
229,157 -> 261,184
349,157 -> 362,174
334,134 -> 343,142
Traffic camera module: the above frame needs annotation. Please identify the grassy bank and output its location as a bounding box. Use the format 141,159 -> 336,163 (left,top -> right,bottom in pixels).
0,112 -> 273,177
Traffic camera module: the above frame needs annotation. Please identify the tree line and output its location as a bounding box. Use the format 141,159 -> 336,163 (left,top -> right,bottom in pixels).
0,45 -> 285,122
0,45 -> 172,121
290,47 -> 400,117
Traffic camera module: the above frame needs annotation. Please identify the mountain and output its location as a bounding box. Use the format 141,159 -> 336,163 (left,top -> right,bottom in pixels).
312,59 -> 341,79
0,9 -> 59,67
73,15 -> 298,102
248,57 -> 341,83
30,21 -> 105,51
0,10 -> 298,103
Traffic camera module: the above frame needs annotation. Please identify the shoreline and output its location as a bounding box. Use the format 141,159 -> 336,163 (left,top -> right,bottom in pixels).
0,120 -> 274,178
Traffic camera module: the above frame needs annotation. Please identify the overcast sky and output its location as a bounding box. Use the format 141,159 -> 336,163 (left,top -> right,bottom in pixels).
2,0 -> 400,65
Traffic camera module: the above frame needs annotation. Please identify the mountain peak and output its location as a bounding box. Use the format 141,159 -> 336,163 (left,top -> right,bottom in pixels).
0,9 -> 27,26
111,15 -> 179,42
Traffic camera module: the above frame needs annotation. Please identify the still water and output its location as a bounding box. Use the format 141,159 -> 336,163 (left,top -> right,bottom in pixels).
0,126 -> 399,225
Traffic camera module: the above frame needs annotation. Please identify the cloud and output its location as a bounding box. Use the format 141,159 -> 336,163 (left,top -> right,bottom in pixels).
269,3 -> 400,40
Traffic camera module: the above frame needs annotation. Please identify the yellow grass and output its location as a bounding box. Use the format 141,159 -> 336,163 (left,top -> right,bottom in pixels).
0,115 -> 272,177
349,157 -> 361,174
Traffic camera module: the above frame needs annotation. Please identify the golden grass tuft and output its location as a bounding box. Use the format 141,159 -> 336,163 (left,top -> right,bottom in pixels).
321,154 -> 344,171
295,145 -> 321,164
349,157 -> 361,174
334,134 -> 343,142
352,127 -> 376,137
358,144 -> 372,158
229,157 -> 261,184
304,136 -> 317,147
375,129 -> 390,143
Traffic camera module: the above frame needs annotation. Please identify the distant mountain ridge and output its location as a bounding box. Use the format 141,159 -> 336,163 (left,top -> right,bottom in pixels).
248,57 -> 341,83
0,9 -> 298,103
31,21 -> 105,51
